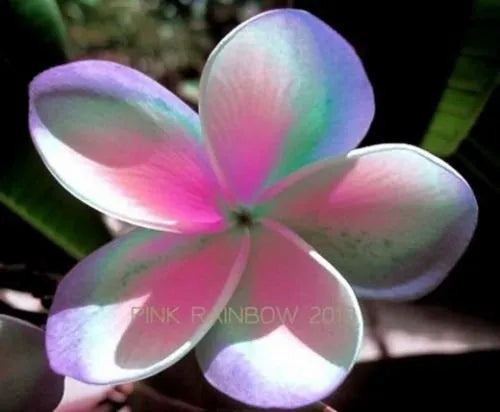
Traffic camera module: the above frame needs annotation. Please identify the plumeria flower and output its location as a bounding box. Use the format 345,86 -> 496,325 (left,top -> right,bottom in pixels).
28,9 -> 477,409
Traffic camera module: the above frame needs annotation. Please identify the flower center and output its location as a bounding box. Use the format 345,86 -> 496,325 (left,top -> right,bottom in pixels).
230,208 -> 254,227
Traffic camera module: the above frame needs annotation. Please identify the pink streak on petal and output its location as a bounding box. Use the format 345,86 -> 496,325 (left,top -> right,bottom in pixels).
202,46 -> 296,204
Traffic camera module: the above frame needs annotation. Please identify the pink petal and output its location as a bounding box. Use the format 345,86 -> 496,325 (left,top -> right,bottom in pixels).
257,144 -> 478,299
46,228 -> 249,384
29,60 -> 226,233
199,9 -> 374,205
196,221 -> 362,408
0,315 -> 64,412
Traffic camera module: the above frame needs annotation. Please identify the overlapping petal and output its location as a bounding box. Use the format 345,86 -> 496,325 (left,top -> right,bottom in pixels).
24,7 -> 481,411
199,9 -> 374,205
29,60 -> 225,233
46,228 -> 249,384
256,144 -> 478,299
196,221 -> 362,408
0,315 -> 64,412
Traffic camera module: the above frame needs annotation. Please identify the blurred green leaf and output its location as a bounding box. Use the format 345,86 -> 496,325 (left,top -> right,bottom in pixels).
9,0 -> 68,71
0,0 -> 111,258
0,149 -> 111,259
420,0 -> 500,157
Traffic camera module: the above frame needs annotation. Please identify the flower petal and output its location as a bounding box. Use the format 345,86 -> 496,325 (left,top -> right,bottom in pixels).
30,60 -> 225,233
199,9 -> 374,205
196,221 -> 362,409
46,228 -> 249,384
0,315 -> 64,412
257,144 -> 478,300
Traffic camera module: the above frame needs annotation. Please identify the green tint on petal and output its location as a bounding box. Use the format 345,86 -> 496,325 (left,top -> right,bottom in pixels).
257,144 -> 478,300
46,228 -> 249,384
30,60 -> 226,234
199,9 -> 374,205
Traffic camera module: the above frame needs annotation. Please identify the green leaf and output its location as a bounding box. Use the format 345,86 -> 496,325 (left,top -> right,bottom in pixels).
1,1 -> 111,258
0,150 -> 111,259
7,0 -> 68,76
420,0 -> 500,157
10,0 -> 67,49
